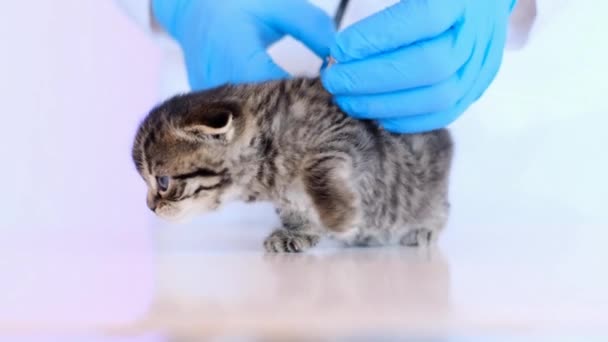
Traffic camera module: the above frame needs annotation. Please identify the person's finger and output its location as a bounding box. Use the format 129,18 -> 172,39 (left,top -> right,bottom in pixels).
322,19 -> 475,95
331,9 -> 485,118
378,96 -> 465,134
151,0 -> 181,37
333,65 -> 470,119
379,14 -> 508,133
189,25 -> 289,90
190,51 -> 288,90
471,9 -> 509,102
264,0 -> 336,58
236,50 -> 290,83
331,0 -> 466,62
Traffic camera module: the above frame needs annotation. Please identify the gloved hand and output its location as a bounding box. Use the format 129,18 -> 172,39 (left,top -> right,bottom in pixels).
152,0 -> 335,90
321,0 -> 517,133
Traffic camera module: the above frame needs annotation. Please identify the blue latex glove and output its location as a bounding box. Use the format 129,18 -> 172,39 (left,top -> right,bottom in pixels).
321,0 -> 517,133
152,0 -> 335,90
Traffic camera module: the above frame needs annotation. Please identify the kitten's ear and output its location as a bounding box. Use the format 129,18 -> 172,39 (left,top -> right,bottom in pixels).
182,103 -> 237,136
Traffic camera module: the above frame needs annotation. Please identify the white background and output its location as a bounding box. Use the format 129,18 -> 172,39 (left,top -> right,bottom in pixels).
0,0 -> 607,333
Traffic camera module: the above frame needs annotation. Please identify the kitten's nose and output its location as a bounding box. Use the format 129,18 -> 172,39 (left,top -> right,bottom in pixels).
147,196 -> 157,212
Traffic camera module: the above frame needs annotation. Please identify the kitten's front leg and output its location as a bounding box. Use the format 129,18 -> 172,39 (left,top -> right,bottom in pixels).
264,209 -> 320,253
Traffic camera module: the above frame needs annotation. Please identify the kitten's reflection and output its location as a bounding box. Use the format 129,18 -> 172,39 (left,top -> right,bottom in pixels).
129,245 -> 450,340
262,247 -> 450,318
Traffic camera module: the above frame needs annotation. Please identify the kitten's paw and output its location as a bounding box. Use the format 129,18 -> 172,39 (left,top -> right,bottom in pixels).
263,229 -> 320,253
400,228 -> 436,247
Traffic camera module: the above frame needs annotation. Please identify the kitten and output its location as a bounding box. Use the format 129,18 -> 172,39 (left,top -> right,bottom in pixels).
132,78 -> 453,253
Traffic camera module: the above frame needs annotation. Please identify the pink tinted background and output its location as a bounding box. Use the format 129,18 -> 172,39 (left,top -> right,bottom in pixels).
0,1 -> 159,332
1,0 -> 608,337
1,2 -> 158,240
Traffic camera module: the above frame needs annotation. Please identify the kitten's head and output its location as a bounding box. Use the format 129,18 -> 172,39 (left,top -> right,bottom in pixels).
132,88 -> 251,222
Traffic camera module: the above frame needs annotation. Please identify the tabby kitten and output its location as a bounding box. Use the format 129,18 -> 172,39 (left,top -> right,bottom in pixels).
132,78 -> 453,253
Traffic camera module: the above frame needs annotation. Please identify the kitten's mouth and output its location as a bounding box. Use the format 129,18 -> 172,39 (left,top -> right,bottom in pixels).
153,196 -> 222,223
157,211 -> 196,224
155,205 -> 195,224
156,202 -> 210,224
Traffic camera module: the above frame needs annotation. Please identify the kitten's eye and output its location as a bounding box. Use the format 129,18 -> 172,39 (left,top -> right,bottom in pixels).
156,176 -> 170,192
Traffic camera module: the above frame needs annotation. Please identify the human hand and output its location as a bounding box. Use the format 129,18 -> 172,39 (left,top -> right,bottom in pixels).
321,0 -> 517,133
152,0 -> 335,90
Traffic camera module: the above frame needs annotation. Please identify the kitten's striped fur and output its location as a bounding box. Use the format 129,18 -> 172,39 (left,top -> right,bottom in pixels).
132,77 -> 453,252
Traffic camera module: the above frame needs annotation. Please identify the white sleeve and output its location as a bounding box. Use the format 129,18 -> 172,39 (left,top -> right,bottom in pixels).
114,0 -> 180,51
114,0 -> 156,32
532,0 -> 569,34
507,0 -> 569,49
